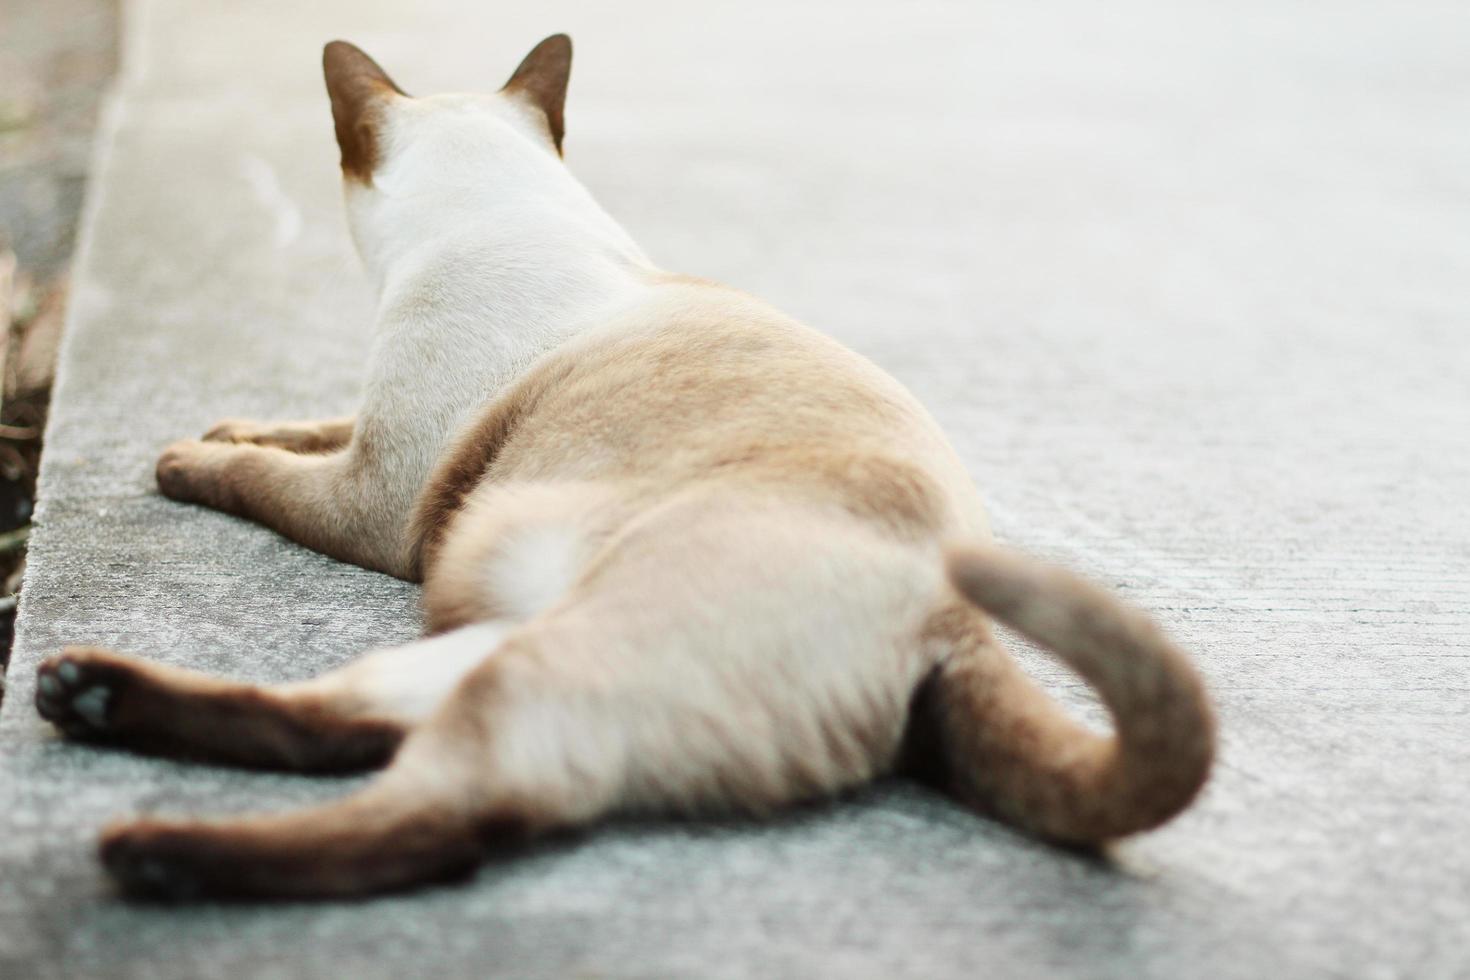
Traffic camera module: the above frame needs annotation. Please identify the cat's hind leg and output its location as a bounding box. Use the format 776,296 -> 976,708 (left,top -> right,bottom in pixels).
35,622 -> 510,772
95,631 -> 560,899
94,505 -> 934,900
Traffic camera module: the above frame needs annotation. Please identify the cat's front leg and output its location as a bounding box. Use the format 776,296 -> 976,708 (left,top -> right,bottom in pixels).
156,438 -> 412,578
202,415 -> 355,454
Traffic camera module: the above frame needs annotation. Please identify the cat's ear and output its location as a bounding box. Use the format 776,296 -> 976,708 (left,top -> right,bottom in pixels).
323,41 -> 406,182
502,34 -> 572,155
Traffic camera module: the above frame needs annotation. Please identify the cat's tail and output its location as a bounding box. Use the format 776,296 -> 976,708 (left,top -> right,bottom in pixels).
935,544 -> 1215,843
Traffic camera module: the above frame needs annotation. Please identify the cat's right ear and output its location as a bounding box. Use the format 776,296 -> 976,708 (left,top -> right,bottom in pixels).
502,34 -> 572,155
323,41 -> 406,184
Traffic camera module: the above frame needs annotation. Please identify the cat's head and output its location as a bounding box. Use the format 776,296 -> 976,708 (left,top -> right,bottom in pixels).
321,35 -> 574,276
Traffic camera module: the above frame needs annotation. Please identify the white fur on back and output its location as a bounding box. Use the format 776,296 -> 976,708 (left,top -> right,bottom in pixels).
330,91 -> 654,567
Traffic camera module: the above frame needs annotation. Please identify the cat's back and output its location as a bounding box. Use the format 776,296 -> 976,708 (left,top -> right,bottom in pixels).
414,277 -> 988,553
491,280 -> 983,520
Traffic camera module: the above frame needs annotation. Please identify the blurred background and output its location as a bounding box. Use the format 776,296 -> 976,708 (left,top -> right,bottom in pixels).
0,0 -> 116,665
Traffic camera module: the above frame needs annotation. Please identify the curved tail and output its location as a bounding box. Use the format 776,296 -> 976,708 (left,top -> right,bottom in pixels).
936,544 -> 1215,844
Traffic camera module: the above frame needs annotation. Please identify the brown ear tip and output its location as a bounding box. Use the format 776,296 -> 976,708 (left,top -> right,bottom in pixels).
323,40 -> 362,71
540,33 -> 573,58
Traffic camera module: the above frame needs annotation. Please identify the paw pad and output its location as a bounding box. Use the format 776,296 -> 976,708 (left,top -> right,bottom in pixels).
36,654 -> 116,736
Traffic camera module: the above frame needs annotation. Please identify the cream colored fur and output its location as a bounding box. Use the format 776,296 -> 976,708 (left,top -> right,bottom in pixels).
36,37 -> 1215,900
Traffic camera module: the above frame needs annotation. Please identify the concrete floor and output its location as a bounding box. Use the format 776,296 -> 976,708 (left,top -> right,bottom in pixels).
2,1 -> 1467,977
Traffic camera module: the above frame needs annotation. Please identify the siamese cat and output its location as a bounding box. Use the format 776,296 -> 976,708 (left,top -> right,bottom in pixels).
34,35 -> 1214,900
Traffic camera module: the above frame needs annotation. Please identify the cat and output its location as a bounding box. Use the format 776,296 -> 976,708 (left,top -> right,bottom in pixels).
34,35 -> 1214,900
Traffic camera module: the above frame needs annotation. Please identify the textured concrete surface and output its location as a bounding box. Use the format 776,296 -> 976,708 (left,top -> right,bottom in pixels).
3,1 -> 1468,977
0,0 -> 118,281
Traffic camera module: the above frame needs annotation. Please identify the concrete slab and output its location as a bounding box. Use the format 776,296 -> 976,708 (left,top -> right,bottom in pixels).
2,1 -> 1467,976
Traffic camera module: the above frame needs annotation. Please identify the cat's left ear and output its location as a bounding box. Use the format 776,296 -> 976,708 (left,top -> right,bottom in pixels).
502,34 -> 572,155
323,41 -> 407,183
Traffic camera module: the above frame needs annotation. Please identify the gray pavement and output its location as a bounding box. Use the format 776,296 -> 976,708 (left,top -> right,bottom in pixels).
2,1 -> 1468,977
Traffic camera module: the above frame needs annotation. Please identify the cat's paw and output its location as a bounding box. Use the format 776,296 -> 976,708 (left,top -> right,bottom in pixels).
36,647 -> 133,738
155,439 -> 229,503
100,819 -> 212,901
